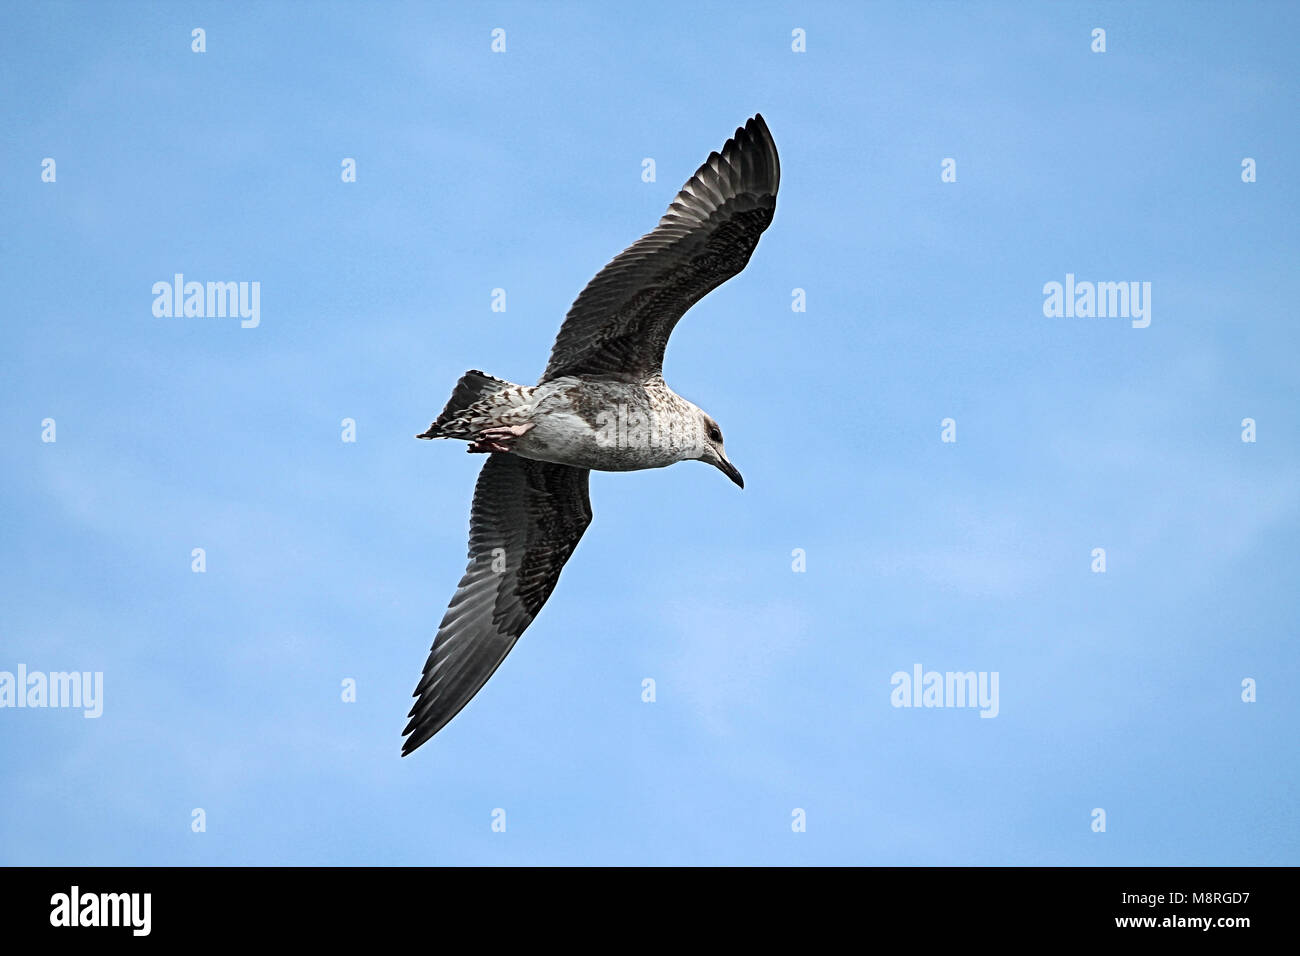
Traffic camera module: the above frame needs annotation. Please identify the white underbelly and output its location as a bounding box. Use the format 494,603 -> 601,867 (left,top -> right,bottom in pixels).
514,404 -> 688,471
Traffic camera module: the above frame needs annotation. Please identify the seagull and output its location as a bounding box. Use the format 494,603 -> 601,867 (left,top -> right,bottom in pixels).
403,115 -> 780,755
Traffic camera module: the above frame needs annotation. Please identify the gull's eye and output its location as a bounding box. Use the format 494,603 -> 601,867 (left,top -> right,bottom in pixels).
707,424 -> 722,443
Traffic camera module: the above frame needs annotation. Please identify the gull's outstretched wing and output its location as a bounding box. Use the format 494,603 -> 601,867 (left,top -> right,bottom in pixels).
403,454 -> 592,755
541,114 -> 780,384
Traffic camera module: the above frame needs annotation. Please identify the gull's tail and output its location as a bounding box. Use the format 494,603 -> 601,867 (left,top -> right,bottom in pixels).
417,370 -> 518,440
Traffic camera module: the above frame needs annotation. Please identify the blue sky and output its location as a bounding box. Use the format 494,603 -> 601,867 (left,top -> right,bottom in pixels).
2,1 -> 1297,865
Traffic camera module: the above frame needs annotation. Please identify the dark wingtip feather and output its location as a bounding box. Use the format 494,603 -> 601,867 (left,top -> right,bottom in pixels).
716,114 -> 780,201
743,113 -> 779,194
401,711 -> 440,756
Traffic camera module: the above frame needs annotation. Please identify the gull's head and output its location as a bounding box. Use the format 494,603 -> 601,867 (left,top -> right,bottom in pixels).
696,411 -> 743,489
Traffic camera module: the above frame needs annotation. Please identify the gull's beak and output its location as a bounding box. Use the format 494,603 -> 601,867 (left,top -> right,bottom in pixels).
715,456 -> 744,489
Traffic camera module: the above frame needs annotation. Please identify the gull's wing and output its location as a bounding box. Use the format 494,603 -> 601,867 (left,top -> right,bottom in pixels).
540,114 -> 780,384
402,454 -> 592,754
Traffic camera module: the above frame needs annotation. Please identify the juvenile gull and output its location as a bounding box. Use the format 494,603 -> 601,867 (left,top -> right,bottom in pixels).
403,115 -> 780,755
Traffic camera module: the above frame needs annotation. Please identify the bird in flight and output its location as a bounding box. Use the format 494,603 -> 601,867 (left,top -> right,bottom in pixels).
403,115 -> 780,755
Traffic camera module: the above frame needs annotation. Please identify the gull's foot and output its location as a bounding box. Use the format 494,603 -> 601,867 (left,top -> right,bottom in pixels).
467,422 -> 534,454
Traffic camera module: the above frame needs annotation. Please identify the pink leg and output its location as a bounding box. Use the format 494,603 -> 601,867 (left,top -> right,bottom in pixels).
467,422 -> 534,454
